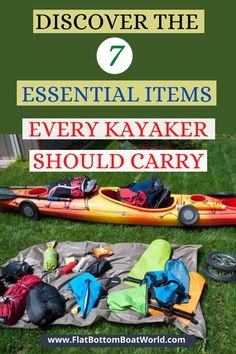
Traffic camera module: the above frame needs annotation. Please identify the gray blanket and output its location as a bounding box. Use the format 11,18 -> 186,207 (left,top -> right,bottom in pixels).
2,241 -> 206,338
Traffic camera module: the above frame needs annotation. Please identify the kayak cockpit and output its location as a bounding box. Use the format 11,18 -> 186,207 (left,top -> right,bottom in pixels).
99,187 -> 176,211
26,187 -> 49,196
220,198 -> 236,209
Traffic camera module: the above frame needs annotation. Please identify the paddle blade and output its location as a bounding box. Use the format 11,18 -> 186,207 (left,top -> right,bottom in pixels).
0,189 -> 17,200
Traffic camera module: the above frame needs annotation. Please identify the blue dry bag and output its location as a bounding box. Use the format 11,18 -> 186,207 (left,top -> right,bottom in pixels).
67,272 -> 102,318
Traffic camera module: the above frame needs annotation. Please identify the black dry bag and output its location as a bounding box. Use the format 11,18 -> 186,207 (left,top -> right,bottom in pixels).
26,283 -> 65,326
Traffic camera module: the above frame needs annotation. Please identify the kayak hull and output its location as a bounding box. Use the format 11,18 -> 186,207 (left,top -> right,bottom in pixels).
0,187 -> 236,226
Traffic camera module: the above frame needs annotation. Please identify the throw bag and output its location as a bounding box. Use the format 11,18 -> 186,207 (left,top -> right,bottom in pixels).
44,246 -> 58,272
26,283 -> 64,326
124,239 -> 171,287
2,261 -> 32,283
0,275 -> 41,326
67,272 -> 102,319
49,176 -> 99,198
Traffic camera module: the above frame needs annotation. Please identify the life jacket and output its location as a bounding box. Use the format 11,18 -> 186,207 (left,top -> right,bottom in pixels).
26,283 -> 65,326
0,275 -> 41,326
118,176 -> 164,208
48,176 -> 99,199
148,272 -> 205,326
144,260 -> 190,307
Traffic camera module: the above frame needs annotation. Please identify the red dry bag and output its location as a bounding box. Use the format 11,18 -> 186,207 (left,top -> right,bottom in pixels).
117,188 -> 148,208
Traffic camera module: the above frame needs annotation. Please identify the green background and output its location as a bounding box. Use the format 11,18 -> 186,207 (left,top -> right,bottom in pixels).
1,0 -> 235,133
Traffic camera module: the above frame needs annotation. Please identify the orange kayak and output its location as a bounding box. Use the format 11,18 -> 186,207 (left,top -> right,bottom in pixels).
0,186 -> 235,226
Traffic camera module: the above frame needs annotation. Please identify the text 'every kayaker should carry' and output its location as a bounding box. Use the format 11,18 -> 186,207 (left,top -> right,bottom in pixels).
23,119 -> 213,140
30,150 -> 207,172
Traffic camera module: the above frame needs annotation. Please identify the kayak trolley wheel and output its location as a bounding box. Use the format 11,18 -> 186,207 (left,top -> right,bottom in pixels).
19,201 -> 39,220
207,192 -> 236,198
204,263 -> 236,283
178,205 -> 199,226
207,252 -> 236,272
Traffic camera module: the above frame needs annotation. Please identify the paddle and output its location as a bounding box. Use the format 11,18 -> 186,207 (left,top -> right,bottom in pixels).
0,188 -> 71,202
207,192 -> 236,198
149,303 -> 198,325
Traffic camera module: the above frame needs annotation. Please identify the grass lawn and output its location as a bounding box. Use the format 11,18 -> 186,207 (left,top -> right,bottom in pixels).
0,135 -> 235,354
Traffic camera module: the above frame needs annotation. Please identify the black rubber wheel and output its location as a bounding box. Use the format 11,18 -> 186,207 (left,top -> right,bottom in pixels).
204,263 -> 236,283
178,205 -> 199,226
19,201 -> 39,220
207,192 -> 236,198
207,252 -> 236,272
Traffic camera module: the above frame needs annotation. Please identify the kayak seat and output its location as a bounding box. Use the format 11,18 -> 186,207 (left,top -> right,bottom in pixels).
154,188 -> 171,208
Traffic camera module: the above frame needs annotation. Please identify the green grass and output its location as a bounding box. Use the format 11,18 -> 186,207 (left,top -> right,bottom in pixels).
0,135 -> 236,354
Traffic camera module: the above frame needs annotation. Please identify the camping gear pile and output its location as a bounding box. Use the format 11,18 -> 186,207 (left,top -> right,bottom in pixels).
0,240 -> 206,338
204,252 -> 236,283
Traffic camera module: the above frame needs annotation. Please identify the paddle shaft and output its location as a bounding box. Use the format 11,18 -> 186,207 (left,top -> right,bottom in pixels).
149,303 -> 198,324
0,192 -> 71,202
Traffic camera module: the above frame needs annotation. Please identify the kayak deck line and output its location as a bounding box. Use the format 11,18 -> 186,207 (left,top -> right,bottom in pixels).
95,210 -> 127,216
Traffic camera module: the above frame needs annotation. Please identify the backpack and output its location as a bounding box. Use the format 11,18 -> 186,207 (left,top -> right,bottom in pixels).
118,176 -> 164,208
26,283 -> 65,326
48,176 -> 99,199
0,275 -> 41,326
